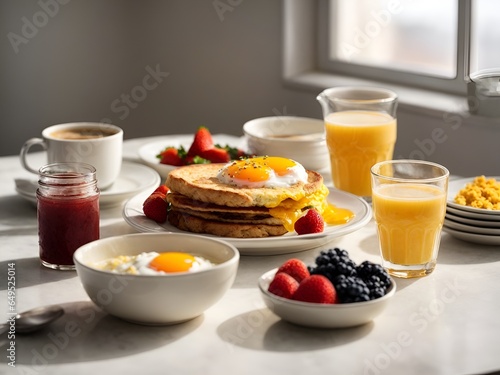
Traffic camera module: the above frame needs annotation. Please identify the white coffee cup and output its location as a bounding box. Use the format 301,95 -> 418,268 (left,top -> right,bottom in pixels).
20,122 -> 123,189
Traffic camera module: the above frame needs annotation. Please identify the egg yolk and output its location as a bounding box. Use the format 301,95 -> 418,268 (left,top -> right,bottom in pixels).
149,252 -> 196,273
225,156 -> 297,182
269,184 -> 355,231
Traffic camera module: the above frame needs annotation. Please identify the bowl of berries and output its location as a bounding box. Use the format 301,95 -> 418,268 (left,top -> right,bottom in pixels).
258,248 -> 396,328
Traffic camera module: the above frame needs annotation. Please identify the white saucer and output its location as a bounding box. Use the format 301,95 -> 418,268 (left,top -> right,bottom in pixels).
447,176 -> 500,215
15,161 -> 161,208
138,134 -> 247,179
122,187 -> 373,255
443,225 -> 500,246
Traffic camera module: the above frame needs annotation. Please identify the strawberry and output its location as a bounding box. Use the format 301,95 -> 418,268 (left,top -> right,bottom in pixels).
268,272 -> 299,299
143,192 -> 168,223
215,144 -> 252,160
292,275 -> 338,304
153,185 -> 169,196
158,147 -> 184,166
200,147 -> 230,163
187,126 -> 213,157
276,258 -> 310,283
294,209 -> 325,235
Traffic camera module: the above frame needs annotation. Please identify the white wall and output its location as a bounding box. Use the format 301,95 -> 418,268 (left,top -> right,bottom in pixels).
1,0 -> 499,177
1,1 -> 310,153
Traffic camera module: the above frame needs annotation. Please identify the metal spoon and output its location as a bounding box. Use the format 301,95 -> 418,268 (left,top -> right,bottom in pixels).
0,305 -> 64,335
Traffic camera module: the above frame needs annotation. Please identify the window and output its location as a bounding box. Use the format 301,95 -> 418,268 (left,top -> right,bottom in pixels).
283,0 -> 500,115
318,0 -> 467,94
327,0 -> 458,78
315,0 -> 500,97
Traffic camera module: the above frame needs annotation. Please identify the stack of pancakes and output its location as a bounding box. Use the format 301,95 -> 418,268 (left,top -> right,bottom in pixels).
165,163 -> 325,238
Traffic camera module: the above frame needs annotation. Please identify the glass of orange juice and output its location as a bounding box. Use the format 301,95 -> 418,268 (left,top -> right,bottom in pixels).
317,87 -> 398,201
371,160 -> 449,278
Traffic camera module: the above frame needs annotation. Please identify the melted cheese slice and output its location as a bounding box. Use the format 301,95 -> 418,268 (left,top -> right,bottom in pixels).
269,184 -> 354,232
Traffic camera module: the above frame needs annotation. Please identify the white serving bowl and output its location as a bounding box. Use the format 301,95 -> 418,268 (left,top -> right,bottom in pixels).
74,233 -> 239,325
258,268 -> 396,328
243,116 -> 329,171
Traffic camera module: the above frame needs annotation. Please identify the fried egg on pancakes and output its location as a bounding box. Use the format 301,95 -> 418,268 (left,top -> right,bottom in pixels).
165,156 -> 353,238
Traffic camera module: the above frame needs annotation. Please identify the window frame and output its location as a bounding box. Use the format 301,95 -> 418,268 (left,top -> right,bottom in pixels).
317,0 -> 470,95
282,0 -> 471,115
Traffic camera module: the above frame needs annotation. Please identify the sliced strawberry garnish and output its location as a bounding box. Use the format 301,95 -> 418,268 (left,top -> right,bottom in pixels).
187,126 -> 213,157
292,275 -> 338,304
294,209 -> 325,235
153,185 -> 169,196
276,258 -> 310,283
142,192 -> 168,223
268,272 -> 299,299
158,147 -> 184,166
200,147 -> 230,163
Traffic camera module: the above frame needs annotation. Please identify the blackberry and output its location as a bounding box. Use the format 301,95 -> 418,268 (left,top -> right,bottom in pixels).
357,261 -> 391,288
333,275 -> 371,303
308,248 -> 392,302
356,260 -> 392,299
309,247 -> 357,285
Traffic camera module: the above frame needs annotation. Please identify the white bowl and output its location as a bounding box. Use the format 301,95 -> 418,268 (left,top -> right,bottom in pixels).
74,233 -> 239,325
243,116 -> 329,171
258,268 -> 396,328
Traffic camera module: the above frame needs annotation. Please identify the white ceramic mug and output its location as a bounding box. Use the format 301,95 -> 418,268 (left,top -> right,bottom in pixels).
20,122 -> 123,189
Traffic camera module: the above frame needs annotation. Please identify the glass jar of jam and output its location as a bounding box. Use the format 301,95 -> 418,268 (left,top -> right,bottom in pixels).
37,163 -> 100,270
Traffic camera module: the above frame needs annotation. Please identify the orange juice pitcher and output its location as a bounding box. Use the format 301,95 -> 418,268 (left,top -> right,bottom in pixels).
316,87 -> 398,199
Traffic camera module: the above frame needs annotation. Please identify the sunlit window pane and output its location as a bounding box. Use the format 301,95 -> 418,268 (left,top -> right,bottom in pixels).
329,0 -> 458,78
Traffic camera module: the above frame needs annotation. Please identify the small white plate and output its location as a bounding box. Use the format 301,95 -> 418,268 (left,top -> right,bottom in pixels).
447,176 -> 500,215
122,187 -> 372,255
446,205 -> 500,221
445,212 -> 500,229
137,134 -> 247,179
15,161 -> 161,208
258,268 -> 396,328
443,225 -> 500,246
444,217 -> 500,236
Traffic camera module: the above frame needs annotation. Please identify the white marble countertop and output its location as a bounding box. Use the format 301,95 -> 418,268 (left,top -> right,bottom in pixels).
1,136 -> 500,375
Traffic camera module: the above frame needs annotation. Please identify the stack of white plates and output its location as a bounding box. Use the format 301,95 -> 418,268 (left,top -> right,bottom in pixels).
444,177 -> 500,245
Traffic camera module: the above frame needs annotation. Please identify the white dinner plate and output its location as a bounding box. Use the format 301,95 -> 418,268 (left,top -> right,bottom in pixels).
443,225 -> 500,246
447,176 -> 500,215
15,161 -> 161,208
137,134 -> 247,179
444,217 -> 500,236
445,212 -> 500,228
122,188 -> 373,255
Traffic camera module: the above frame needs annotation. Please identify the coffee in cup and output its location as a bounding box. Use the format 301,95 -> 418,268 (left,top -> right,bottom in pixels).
20,122 -> 123,189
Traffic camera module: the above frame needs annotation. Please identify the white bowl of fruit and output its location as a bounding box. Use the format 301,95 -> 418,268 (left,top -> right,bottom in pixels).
258,248 -> 396,328
138,127 -> 252,179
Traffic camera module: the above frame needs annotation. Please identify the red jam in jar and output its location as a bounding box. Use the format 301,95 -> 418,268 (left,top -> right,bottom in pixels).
37,163 -> 100,270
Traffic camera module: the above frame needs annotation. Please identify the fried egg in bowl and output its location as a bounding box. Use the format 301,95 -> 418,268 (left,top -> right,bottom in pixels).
74,233 -> 239,325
